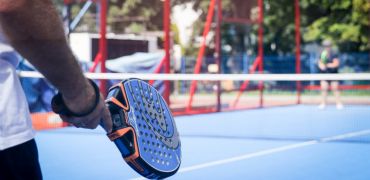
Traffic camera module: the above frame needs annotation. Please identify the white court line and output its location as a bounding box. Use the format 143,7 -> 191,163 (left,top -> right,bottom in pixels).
178,140 -> 318,173
130,129 -> 370,180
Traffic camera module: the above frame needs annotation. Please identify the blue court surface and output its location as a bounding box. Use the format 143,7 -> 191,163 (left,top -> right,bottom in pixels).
36,105 -> 370,180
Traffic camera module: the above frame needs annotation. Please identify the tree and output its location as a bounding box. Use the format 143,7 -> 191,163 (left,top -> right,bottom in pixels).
301,0 -> 369,52
262,0 -> 369,54
262,0 -> 296,55
53,0 -> 369,53
172,0 -> 254,56
108,0 -> 163,33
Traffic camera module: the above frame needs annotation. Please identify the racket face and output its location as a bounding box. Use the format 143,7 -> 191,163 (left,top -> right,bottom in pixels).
107,79 -> 181,178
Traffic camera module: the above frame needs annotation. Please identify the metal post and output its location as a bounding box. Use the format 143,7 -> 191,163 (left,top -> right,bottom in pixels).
99,0 -> 107,96
215,0 -> 222,112
186,0 -> 216,111
258,0 -> 264,107
69,1 -> 94,32
295,0 -> 302,104
163,0 -> 171,105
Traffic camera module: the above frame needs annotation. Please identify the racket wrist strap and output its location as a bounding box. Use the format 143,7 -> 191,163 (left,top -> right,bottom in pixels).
51,79 -> 100,117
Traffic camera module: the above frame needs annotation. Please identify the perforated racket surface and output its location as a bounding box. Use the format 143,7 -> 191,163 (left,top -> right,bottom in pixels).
106,79 -> 181,179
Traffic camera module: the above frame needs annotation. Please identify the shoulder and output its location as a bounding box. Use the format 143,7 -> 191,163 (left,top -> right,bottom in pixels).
330,48 -> 340,56
331,51 -> 339,59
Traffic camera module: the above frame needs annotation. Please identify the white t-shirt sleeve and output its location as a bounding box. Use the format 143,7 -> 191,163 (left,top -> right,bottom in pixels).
0,59 -> 35,150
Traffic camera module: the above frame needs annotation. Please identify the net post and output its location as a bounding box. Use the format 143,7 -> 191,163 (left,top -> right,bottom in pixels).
98,0 -> 107,96
258,0 -> 264,108
215,0 -> 222,112
89,53 -> 102,72
149,56 -> 166,85
186,0 -> 216,111
232,57 -> 261,108
163,0 -> 171,105
295,0 -> 302,104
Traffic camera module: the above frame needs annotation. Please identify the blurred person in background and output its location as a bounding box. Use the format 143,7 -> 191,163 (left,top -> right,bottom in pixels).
317,40 -> 344,110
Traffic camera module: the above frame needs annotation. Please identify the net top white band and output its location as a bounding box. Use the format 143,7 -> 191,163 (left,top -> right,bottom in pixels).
17,71 -> 370,81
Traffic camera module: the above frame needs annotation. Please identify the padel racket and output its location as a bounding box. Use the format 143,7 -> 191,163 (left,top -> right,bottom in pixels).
106,79 -> 181,179
52,79 -> 181,179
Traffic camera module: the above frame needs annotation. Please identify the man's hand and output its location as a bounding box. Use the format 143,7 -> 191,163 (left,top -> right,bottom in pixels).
318,61 -> 327,71
59,80 -> 112,133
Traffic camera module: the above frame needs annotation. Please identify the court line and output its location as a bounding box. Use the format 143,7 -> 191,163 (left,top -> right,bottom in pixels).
130,129 -> 370,180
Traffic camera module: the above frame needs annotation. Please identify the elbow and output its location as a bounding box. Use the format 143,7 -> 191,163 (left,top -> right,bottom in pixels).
0,0 -> 26,13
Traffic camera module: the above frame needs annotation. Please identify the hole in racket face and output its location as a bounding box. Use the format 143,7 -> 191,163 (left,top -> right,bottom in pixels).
124,79 -> 181,172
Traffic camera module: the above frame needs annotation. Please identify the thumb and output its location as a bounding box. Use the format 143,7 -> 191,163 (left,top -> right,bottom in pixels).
101,106 -> 113,133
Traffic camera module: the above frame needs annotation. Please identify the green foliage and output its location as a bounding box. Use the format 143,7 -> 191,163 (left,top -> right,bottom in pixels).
52,0 -> 368,53
301,0 -> 369,52
262,0 -> 297,55
249,0 -> 370,54
126,22 -> 145,33
108,0 -> 163,33
171,24 -> 181,45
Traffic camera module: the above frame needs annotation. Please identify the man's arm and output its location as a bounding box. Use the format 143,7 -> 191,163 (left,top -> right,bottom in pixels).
318,59 -> 326,71
0,0 -> 24,12
327,58 -> 340,68
0,0 -> 85,99
0,0 -> 112,132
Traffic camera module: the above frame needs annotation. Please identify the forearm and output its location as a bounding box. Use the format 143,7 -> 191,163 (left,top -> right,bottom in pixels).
327,59 -> 339,68
0,0 -> 89,99
318,61 -> 326,70
318,61 -> 324,66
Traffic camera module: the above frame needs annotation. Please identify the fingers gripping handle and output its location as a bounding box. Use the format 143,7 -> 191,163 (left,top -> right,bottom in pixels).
104,102 -> 137,158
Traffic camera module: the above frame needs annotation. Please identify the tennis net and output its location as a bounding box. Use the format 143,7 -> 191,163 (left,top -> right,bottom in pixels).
18,71 -> 370,132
